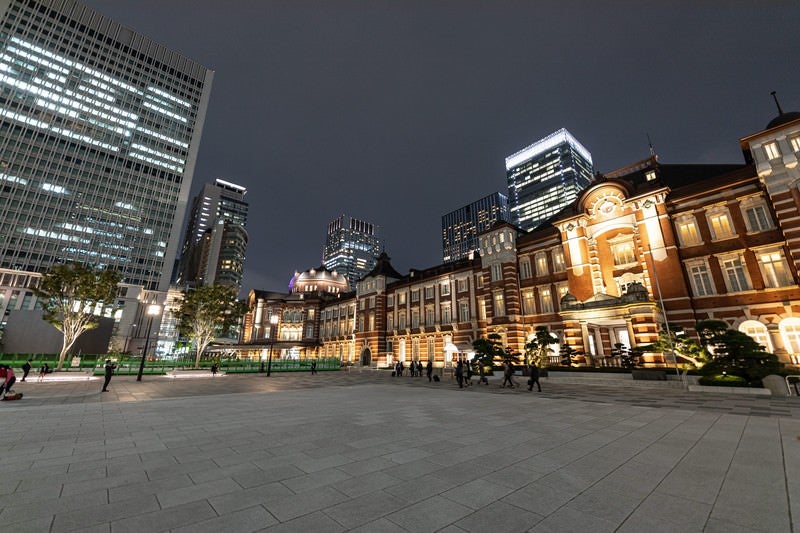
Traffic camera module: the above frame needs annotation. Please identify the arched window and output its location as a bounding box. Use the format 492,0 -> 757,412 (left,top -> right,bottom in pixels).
780,318 -> 800,354
739,320 -> 772,352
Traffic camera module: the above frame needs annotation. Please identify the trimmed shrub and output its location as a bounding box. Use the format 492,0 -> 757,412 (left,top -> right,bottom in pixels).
698,374 -> 748,387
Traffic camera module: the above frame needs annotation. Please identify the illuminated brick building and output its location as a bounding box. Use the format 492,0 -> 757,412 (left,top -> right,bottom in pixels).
242,109 -> 800,368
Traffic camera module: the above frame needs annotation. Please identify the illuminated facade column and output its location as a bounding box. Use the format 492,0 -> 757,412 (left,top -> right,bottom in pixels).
625,317 -> 637,348
579,320 -> 591,362
766,323 -> 789,358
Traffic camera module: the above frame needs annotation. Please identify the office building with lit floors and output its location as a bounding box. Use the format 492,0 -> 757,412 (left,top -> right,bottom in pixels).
0,0 -> 213,354
177,179 -> 249,289
442,191 -> 509,263
323,214 -> 383,288
506,128 -> 594,232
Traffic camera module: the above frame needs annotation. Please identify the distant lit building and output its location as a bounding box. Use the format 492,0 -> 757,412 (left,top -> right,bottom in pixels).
506,128 -> 593,232
442,192 -> 509,263
323,215 -> 382,287
177,179 -> 248,289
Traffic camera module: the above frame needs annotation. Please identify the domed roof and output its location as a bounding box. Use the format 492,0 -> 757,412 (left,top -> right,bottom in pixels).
626,281 -> 648,295
288,265 -> 350,294
766,111 -> 800,130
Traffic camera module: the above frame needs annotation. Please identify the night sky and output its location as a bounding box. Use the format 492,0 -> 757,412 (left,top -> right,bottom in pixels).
83,1 -> 800,294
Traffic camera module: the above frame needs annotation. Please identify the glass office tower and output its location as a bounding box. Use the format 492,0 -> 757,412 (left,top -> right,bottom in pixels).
0,0 -> 213,291
323,215 -> 383,288
506,128 -> 593,232
177,179 -> 248,290
442,192 -> 509,263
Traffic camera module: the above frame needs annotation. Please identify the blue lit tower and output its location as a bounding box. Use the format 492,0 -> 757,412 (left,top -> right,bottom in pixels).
506,128 -> 593,232
0,0 -> 213,291
323,215 -> 383,288
441,192 -> 509,263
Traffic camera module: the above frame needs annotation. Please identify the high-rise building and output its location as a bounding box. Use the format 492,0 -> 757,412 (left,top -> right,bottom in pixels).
442,192 -> 509,263
177,179 -> 248,289
323,215 -> 382,288
506,128 -> 593,232
0,0 -> 213,292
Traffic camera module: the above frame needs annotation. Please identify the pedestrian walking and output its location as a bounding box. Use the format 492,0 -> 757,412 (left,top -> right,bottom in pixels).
38,363 -> 49,382
501,359 -> 516,388
310,360 -> 317,374
455,359 -> 464,388
21,359 -> 31,382
426,360 -> 433,382
528,363 -> 541,392
211,362 -> 219,376
1,365 -> 16,399
101,359 -> 116,392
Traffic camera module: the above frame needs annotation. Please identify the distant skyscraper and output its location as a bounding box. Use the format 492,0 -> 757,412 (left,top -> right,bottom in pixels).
177,179 -> 248,289
323,215 -> 382,288
506,128 -> 593,232
442,192 -> 509,263
0,0 -> 213,291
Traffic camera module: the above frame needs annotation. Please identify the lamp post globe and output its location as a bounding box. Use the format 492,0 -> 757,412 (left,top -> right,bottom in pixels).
136,304 -> 162,382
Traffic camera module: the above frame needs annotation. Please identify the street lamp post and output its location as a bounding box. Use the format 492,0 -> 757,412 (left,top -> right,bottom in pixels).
266,314 -> 279,377
137,304 -> 162,382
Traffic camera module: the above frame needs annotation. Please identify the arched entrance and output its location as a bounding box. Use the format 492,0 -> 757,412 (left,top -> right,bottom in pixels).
360,347 -> 372,366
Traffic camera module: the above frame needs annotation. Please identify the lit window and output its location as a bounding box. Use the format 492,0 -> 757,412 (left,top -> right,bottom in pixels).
539,287 -> 554,313
720,255 -> 750,292
687,260 -> 715,296
676,217 -> 701,246
459,301 -> 469,322
441,282 -> 450,296
522,290 -> 535,314
441,305 -> 451,325
758,249 -> 793,288
535,253 -> 548,276
610,240 -> 636,266
780,318 -> 800,354
707,210 -> 734,240
519,259 -> 532,280
764,142 -> 781,160
411,310 -> 419,328
426,308 -> 435,326
493,292 -> 505,317
552,248 -> 566,272
425,286 -> 434,299
457,279 -> 467,292
411,290 -> 419,303
791,137 -> 800,153
645,170 -> 657,182
739,320 -> 772,352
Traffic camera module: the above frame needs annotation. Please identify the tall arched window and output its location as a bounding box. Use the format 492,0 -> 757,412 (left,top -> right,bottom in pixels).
739,320 -> 772,352
779,318 -> 800,354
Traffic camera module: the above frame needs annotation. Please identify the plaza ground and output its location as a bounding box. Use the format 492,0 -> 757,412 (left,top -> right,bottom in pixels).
1,370 -> 798,532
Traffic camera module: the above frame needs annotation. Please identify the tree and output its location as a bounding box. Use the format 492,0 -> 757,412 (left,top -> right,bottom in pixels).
559,343 -> 578,366
637,323 -> 708,368
700,328 -> 782,382
33,262 -> 121,370
472,333 -> 504,370
178,284 -> 246,368
524,326 -> 558,367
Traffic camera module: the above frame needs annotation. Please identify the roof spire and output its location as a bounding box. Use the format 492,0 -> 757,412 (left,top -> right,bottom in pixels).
646,132 -> 656,157
771,91 -> 784,115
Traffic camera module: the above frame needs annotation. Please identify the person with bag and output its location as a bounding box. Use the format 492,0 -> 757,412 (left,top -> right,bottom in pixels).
1,365 -> 16,399
21,360 -> 31,382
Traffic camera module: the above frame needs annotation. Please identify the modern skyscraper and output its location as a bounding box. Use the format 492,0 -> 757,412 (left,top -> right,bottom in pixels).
177,179 -> 248,289
442,192 -> 509,263
506,128 -> 593,232
323,215 -> 382,288
0,0 -> 213,292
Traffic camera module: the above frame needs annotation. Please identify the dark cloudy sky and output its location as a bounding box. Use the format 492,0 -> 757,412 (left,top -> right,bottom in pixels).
84,0 -> 800,294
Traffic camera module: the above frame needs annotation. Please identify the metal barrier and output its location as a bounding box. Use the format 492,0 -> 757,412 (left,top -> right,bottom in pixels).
785,375 -> 800,396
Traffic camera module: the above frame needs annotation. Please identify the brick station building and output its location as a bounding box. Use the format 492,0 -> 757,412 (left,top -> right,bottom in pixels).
241,110 -> 800,369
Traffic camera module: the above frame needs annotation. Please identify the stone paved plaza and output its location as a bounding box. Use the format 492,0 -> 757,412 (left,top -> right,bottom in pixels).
1,371 -> 799,532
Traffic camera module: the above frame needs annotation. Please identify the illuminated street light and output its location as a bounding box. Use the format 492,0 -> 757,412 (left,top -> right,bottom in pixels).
266,314 -> 279,377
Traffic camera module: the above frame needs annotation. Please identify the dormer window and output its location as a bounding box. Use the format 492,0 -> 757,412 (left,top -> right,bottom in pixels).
764,142 -> 781,160
645,170 -> 657,182
791,136 -> 800,153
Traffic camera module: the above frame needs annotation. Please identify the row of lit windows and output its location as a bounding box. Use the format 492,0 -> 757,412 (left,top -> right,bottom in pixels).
686,247 -> 793,296
674,196 -> 774,247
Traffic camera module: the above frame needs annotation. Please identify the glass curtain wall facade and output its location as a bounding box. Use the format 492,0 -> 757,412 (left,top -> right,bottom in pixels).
0,0 -> 213,291
442,191 -> 509,263
323,215 -> 382,288
506,128 -> 593,232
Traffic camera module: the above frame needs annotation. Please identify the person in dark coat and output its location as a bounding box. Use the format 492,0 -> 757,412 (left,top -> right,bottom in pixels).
455,359 -> 464,388
528,363 -> 541,392
21,360 -> 31,382
426,360 -> 433,382
102,359 -> 116,392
